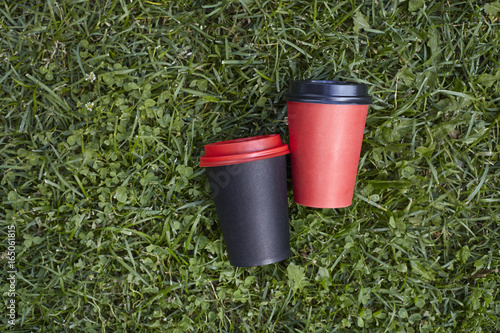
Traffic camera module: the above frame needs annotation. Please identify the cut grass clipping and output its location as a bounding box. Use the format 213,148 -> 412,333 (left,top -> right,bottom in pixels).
1,0 -> 500,332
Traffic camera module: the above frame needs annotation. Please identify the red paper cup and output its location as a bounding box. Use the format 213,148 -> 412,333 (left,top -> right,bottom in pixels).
285,80 -> 372,208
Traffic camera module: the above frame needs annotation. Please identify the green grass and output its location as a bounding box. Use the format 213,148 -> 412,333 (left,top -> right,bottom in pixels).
1,0 -> 499,331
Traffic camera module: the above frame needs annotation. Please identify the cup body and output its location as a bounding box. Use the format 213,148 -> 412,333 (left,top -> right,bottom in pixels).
200,134 -> 290,267
287,102 -> 368,208
207,156 -> 289,267
284,80 -> 372,208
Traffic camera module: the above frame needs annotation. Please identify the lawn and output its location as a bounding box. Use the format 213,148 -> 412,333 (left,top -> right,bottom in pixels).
1,0 -> 499,331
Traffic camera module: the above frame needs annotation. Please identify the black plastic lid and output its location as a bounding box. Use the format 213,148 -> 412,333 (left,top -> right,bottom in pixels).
284,80 -> 372,105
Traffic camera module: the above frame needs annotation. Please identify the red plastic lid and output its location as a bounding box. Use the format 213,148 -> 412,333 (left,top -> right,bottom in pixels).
199,134 -> 290,167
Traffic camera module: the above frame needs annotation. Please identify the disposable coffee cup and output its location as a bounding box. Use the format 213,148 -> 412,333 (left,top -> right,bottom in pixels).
199,134 -> 291,267
284,80 -> 372,208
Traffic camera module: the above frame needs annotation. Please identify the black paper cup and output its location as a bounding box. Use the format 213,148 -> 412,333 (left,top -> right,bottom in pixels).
200,135 -> 291,267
